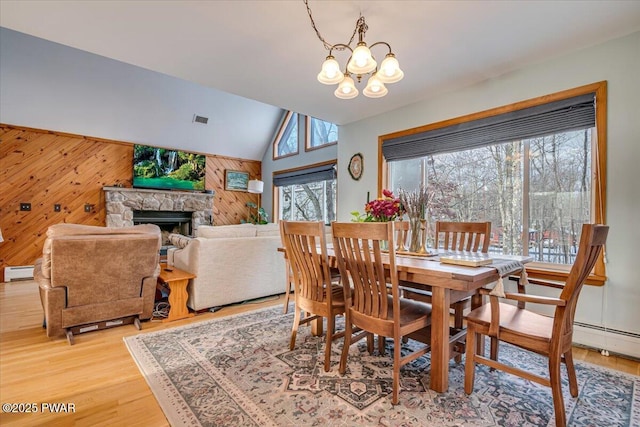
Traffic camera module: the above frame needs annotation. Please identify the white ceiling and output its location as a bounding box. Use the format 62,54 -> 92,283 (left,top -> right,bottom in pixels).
2,1 -> 640,149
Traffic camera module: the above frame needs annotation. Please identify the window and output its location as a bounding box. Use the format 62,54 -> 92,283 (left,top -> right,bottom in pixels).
273,111 -> 299,159
382,82 -> 607,284
274,161 -> 337,224
306,116 -> 338,151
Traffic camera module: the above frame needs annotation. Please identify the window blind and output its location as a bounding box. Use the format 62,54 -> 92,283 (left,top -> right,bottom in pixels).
382,93 -> 595,162
273,163 -> 336,187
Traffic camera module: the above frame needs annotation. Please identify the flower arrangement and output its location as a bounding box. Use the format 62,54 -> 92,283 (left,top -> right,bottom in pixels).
351,189 -> 404,222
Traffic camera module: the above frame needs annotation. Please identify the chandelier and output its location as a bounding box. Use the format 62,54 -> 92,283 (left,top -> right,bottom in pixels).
305,0 -> 404,100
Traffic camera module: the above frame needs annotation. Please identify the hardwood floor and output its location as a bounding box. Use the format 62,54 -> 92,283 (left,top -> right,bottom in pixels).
1,280 -> 638,426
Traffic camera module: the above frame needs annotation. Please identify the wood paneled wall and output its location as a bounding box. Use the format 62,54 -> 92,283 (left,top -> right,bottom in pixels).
206,155 -> 261,225
0,124 -> 261,282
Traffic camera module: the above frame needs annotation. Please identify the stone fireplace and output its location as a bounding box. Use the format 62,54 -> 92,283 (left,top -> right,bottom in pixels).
103,187 -> 215,238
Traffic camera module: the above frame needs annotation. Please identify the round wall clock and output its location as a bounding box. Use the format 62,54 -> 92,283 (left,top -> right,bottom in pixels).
348,153 -> 363,180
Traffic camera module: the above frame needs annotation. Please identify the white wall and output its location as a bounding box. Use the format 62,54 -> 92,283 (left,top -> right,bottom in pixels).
0,28 -> 281,160
337,32 -> 640,353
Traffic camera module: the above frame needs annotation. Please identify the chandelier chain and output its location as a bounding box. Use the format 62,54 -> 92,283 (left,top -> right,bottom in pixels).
304,0 -> 359,51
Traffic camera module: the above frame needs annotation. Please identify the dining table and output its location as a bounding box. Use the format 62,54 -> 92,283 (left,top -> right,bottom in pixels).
324,247 -> 532,393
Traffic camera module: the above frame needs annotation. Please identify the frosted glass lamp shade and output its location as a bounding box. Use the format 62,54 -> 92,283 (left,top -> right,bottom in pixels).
347,43 -> 377,75
247,180 -> 264,194
377,54 -> 404,84
317,56 -> 343,85
334,75 -> 358,99
363,73 -> 388,98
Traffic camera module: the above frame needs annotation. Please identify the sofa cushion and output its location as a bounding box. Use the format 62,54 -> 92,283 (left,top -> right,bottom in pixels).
197,224 -> 256,238
255,223 -> 281,237
168,233 -> 193,249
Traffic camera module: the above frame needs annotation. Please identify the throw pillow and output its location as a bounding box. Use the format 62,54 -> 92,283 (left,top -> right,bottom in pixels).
168,233 -> 193,249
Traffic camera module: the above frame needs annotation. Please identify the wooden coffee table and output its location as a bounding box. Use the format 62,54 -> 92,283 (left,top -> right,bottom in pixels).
158,263 -> 196,322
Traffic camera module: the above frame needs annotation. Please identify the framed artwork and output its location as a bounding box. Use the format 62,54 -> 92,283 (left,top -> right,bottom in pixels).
225,170 -> 249,191
348,152 -> 363,180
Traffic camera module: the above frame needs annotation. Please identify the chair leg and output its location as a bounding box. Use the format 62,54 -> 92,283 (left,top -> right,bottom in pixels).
378,335 -> 386,355
549,353 -> 567,427
564,350 -> 579,397
290,305 -> 302,350
392,334 -> 401,404
490,336 -> 499,357
366,333 -> 374,353
464,325 -> 477,394
283,276 -> 293,314
66,329 -> 74,346
324,315 -> 335,372
339,320 -> 353,374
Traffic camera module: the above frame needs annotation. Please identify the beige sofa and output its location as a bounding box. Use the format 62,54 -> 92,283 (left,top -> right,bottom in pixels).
167,223 -> 285,311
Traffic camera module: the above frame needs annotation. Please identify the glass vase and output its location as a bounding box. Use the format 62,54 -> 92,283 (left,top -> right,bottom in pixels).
408,216 -> 422,253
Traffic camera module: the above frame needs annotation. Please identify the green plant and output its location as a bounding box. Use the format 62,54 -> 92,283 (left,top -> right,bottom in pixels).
245,202 -> 269,224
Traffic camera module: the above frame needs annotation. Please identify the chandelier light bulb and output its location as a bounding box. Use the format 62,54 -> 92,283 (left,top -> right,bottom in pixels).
317,56 -> 343,85
377,54 -> 404,84
363,73 -> 388,98
347,43 -> 377,75
334,75 -> 358,99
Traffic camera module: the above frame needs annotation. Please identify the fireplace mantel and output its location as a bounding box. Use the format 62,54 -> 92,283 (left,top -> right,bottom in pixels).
103,187 -> 215,230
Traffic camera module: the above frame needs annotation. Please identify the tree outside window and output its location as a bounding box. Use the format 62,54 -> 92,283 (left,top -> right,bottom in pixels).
273,112 -> 299,159
279,179 -> 336,224
306,117 -> 338,151
388,128 -> 592,265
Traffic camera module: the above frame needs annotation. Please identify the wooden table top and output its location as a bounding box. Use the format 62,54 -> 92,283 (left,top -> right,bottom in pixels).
158,263 -> 196,282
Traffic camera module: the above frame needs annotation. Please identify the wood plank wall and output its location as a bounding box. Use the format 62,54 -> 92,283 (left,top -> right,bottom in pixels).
0,124 -> 261,282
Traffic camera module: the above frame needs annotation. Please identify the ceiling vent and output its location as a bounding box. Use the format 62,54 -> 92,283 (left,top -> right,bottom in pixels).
193,114 -> 209,124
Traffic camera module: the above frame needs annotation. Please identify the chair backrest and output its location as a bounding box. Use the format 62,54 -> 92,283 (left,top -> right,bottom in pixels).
557,223 -> 609,334
280,221 -> 333,304
436,221 -> 491,252
332,221 -> 398,320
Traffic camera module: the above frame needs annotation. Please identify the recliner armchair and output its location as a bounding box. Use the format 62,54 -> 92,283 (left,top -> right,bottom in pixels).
35,223 -> 161,344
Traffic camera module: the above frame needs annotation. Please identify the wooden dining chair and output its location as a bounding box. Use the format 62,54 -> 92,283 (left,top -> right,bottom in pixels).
281,224 -> 340,314
464,223 -> 609,427
332,221 -> 432,404
280,220 -> 347,372
402,221 -> 491,359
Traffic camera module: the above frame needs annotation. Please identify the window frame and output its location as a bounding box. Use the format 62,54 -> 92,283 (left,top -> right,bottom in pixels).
378,81 -> 607,285
305,116 -> 338,152
272,111 -> 300,160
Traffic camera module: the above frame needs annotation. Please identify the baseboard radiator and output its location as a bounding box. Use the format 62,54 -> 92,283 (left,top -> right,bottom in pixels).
573,321 -> 640,359
4,265 -> 35,281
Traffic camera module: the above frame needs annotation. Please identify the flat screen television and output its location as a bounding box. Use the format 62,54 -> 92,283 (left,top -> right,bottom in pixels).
133,144 -> 206,191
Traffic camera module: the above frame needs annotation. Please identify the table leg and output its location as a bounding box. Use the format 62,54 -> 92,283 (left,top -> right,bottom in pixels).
430,286 -> 451,392
163,279 -> 195,323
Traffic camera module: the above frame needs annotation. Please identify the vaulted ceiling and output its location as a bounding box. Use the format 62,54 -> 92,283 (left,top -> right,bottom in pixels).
2,1 -> 640,158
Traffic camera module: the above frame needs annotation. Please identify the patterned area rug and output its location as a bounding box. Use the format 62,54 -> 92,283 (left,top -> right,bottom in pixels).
124,305 -> 639,426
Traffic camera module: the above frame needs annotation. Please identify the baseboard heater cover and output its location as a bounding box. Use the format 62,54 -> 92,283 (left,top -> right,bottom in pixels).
573,321 -> 640,359
4,265 -> 35,281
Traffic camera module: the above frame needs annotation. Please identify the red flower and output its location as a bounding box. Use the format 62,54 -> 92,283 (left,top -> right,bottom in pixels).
362,190 -> 403,222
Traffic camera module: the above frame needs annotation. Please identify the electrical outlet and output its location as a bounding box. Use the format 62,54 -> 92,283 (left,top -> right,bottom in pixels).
84,204 -> 92,213
20,202 -> 31,211
54,204 -> 61,212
